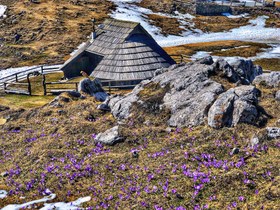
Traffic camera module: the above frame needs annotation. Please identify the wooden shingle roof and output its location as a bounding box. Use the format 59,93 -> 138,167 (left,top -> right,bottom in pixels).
61,18 -> 175,81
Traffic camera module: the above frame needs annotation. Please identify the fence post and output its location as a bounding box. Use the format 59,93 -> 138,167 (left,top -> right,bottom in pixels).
4,83 -> 6,91
27,74 -> 32,96
42,75 -> 47,96
15,74 -> 18,82
41,66 -> 44,74
75,83 -> 78,91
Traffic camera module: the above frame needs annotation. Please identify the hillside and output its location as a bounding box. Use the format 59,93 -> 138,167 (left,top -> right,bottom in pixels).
0,0 -> 114,69
1,0 -> 280,70
0,58 -> 279,209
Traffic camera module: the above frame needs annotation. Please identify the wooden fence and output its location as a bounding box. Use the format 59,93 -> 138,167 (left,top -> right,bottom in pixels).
44,79 -> 138,95
0,64 -> 62,95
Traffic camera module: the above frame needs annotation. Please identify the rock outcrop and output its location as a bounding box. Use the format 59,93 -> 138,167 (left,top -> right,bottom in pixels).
253,72 -> 280,88
208,86 -> 261,128
78,78 -> 108,102
107,57 -> 266,128
215,58 -> 262,84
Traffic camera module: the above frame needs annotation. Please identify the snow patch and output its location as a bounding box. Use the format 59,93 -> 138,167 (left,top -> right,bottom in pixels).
2,194 -> 56,210
222,13 -> 249,18
2,193 -> 91,210
158,16 -> 280,47
70,42 -> 87,56
0,190 -> 8,199
0,5 -> 7,17
109,1 -> 280,47
0,64 -> 62,80
40,196 -> 91,210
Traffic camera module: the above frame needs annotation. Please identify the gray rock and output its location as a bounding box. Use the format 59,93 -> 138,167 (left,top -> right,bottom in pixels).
108,57 -> 266,128
78,78 -> 108,102
0,171 -> 8,177
231,148 -> 240,155
67,91 -> 81,98
215,59 -> 240,83
153,61 -> 223,127
198,56 -> 214,65
97,104 -> 111,112
108,82 -> 146,120
250,135 -> 259,146
253,72 -> 280,88
266,127 -> 280,139
275,90 -> 280,101
230,59 -> 263,84
208,86 -> 261,128
215,59 -> 262,84
94,126 -> 124,145
0,105 -> 10,112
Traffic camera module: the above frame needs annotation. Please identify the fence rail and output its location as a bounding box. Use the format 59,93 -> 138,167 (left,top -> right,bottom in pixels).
45,79 -> 139,95
0,64 -> 62,90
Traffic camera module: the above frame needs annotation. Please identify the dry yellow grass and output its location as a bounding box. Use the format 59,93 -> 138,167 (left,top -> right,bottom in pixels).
148,14 -> 184,36
164,40 -> 269,62
193,16 -> 249,33
0,0 -> 114,69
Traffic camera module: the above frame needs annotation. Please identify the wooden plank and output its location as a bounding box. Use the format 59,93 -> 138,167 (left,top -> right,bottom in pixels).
5,89 -> 30,95
5,82 -> 29,86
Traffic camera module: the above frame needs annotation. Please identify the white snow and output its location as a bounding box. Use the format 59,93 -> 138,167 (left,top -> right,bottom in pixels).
222,13 -> 249,19
157,16 -> 280,47
0,190 -> 8,199
191,44 -> 280,64
2,193 -> 91,210
109,0 -> 280,47
0,66 -> 38,79
0,5 -> 7,17
0,64 -> 62,80
70,42 -> 87,56
2,193 -> 56,210
40,196 -> 91,210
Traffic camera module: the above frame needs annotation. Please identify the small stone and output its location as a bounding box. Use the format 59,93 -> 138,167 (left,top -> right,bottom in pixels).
250,135 -> 259,146
0,171 -> 8,177
132,151 -> 139,158
266,127 -> 280,140
275,90 -> 280,101
231,148 -> 240,155
165,127 -> 174,133
97,104 -> 111,112
57,110 -> 66,115
95,126 -> 124,145
67,91 -> 81,98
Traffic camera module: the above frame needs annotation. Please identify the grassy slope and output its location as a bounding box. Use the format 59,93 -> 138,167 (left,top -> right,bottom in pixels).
0,0 -> 114,69
0,80 -> 279,209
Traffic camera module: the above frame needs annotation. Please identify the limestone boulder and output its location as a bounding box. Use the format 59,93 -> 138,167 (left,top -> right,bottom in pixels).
208,86 -> 261,128
253,72 -> 280,88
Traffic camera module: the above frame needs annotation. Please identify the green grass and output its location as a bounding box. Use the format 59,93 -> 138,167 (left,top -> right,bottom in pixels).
0,94 -> 55,109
